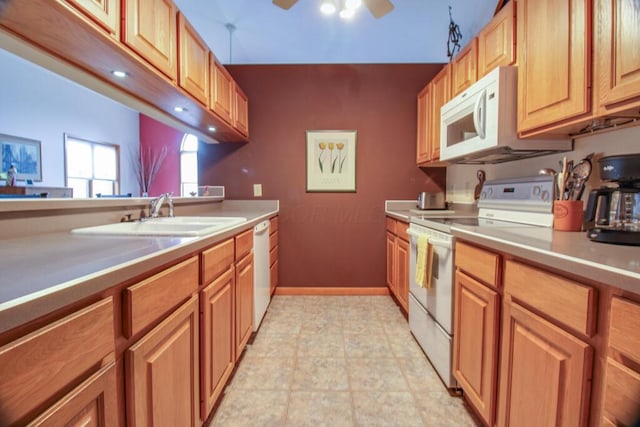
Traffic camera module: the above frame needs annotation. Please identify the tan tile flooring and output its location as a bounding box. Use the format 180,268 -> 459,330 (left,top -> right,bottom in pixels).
210,295 -> 479,426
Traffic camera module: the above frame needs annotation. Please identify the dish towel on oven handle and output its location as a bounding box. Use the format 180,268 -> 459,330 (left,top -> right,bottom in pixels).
415,235 -> 434,289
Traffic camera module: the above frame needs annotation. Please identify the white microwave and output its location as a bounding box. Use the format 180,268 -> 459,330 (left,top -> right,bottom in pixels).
439,66 -> 572,164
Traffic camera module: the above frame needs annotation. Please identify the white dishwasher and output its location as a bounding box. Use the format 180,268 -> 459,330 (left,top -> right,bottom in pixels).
253,220 -> 271,331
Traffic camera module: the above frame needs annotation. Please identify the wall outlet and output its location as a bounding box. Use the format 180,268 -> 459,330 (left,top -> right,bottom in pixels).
253,184 -> 262,197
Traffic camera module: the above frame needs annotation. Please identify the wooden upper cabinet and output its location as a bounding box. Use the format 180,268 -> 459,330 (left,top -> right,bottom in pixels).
416,84 -> 431,164
477,0 -> 515,78
210,57 -> 235,126
451,38 -> 478,97
430,65 -> 451,161
122,0 -> 178,81
517,0 -> 591,134
594,0 -> 640,115
178,13 -> 209,106
234,84 -> 249,137
65,0 -> 120,37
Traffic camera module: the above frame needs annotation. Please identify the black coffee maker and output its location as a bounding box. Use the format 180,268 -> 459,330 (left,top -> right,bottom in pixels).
585,154 -> 640,245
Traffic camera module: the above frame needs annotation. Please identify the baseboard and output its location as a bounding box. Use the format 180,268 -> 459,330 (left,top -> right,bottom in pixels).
274,287 -> 390,296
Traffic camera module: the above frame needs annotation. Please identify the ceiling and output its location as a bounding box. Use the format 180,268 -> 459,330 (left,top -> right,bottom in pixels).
172,0 -> 499,65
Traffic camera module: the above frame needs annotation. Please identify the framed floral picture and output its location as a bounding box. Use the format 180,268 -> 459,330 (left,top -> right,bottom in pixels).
306,130 -> 357,192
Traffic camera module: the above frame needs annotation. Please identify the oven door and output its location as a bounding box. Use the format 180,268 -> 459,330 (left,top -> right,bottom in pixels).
407,225 -> 455,335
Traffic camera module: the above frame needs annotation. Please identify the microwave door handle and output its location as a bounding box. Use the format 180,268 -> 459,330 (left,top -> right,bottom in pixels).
473,89 -> 487,139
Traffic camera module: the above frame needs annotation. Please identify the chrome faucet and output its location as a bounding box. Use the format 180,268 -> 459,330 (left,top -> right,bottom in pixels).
149,193 -> 174,218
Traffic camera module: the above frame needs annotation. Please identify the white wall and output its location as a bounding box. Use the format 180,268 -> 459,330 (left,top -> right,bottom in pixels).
0,48 -> 139,195
446,125 -> 640,204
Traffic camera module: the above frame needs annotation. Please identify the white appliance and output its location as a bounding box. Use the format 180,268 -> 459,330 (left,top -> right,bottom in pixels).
407,175 -> 556,389
253,220 -> 270,331
439,66 -> 572,164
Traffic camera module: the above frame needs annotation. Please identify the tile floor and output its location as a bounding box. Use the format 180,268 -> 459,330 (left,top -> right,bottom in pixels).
209,295 -> 479,426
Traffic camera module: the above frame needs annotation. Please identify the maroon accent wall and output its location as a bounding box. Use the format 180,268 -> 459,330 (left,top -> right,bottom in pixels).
139,113 -> 182,197
199,64 -> 445,288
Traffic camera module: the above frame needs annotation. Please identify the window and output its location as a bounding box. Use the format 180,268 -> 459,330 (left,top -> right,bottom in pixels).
180,134 -> 198,196
64,134 -> 119,198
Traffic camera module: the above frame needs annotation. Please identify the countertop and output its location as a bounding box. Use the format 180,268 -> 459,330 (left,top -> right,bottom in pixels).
0,200 -> 279,334
385,200 -> 640,295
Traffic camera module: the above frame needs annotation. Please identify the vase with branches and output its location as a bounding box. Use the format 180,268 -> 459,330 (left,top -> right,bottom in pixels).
131,145 -> 167,196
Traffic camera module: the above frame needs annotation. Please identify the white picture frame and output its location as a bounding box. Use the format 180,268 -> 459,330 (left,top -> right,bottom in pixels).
306,130 -> 357,192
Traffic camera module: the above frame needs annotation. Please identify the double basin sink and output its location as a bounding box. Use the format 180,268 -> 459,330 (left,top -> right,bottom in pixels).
72,216 -> 248,237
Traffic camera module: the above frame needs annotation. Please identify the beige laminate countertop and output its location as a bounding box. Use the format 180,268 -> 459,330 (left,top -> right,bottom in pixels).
385,200 -> 639,295
0,200 -> 279,334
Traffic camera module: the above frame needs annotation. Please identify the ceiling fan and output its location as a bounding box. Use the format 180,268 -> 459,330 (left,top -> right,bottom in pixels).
272,0 -> 395,19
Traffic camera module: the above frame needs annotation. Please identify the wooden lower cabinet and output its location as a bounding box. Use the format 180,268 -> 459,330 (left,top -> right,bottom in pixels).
126,295 -> 199,427
497,296 -> 592,427
28,361 -> 118,427
200,266 -> 235,421
395,236 -> 409,311
386,231 -> 396,295
235,252 -> 254,360
452,271 -> 499,426
270,259 -> 279,296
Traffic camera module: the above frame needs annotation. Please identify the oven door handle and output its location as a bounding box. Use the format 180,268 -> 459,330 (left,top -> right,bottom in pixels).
406,229 -> 452,250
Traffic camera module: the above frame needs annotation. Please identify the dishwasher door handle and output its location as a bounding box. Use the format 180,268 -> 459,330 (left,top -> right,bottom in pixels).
406,228 -> 452,250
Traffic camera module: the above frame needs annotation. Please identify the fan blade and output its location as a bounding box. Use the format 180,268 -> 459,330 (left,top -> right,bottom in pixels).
363,0 -> 394,18
272,0 -> 299,10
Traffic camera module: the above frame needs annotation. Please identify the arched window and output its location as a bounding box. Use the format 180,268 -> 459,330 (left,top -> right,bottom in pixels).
180,134 -> 198,196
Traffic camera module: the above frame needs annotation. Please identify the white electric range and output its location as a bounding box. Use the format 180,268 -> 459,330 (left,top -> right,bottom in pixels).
407,175 -> 556,389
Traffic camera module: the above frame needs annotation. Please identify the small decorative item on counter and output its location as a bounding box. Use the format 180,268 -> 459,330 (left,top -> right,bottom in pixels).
5,164 -> 17,186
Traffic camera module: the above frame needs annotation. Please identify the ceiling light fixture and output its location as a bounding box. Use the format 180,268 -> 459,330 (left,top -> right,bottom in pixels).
174,106 -> 187,113
339,8 -> 355,19
111,70 -> 127,78
320,0 -> 337,15
208,126 -> 217,132
344,0 -> 362,9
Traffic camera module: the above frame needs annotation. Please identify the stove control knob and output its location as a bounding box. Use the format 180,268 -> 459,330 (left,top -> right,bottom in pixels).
532,186 -> 541,197
480,191 -> 486,199
540,190 -> 550,201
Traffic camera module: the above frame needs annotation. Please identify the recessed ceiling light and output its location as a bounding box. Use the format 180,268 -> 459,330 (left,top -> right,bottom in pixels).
174,106 -> 187,113
320,0 -> 337,15
208,126 -> 217,132
111,70 -> 127,78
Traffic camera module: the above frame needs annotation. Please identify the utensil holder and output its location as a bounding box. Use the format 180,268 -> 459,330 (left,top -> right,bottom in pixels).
553,200 -> 584,231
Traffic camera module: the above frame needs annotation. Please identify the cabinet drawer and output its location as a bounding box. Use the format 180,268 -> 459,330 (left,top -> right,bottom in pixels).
386,217 -> 396,234
270,244 -> 278,266
609,297 -> 640,363
0,298 -> 114,426
455,242 -> 500,288
396,221 -> 409,241
269,230 -> 278,251
602,358 -> 640,427
504,260 -> 596,336
124,256 -> 198,338
201,238 -> 234,285
270,216 -> 279,234
235,229 -> 253,260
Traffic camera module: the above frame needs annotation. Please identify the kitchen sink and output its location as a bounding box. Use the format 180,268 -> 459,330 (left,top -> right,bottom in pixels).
71,216 -> 247,237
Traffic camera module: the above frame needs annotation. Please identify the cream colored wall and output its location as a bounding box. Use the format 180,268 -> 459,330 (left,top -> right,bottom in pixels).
446,125 -> 640,204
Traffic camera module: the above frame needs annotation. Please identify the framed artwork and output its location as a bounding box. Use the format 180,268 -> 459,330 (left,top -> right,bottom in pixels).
306,130 -> 357,192
0,134 -> 42,182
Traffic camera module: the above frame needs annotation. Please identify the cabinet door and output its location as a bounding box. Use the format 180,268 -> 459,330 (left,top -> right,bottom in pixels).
123,0 -> 177,80
126,295 -> 199,427
498,297 -> 592,427
235,253 -> 254,360
452,271 -> 499,426
517,0 -> 590,133
395,237 -> 409,312
477,0 -> 515,77
200,267 -> 235,421
386,232 -> 396,295
430,66 -> 451,161
235,84 -> 249,137
595,0 -> 640,113
270,257 -> 279,296
416,84 -> 432,164
65,0 -> 119,37
28,361 -> 119,427
601,358 -> 640,426
178,13 -> 209,105
451,38 -> 478,97
210,58 -> 234,125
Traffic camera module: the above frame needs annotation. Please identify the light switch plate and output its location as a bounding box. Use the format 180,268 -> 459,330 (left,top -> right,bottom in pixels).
253,184 -> 262,197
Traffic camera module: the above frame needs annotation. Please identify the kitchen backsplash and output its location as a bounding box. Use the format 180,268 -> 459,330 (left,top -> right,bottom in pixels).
446,125 -> 640,204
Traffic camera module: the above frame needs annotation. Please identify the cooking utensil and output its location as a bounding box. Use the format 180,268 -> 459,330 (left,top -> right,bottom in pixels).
474,169 -> 486,200
569,156 -> 593,200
